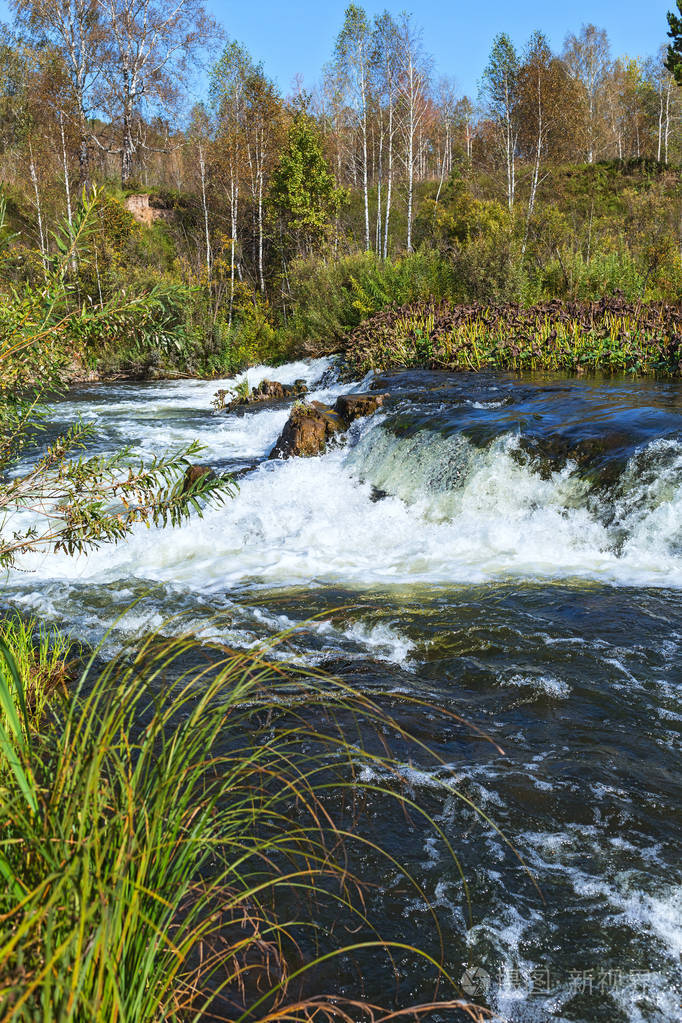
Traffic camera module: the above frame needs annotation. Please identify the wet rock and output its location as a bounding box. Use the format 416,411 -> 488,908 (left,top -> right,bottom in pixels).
224,396 -> 247,413
269,402 -> 342,459
182,464 -> 213,493
334,392 -> 387,425
310,400 -> 345,432
270,391 -> 387,460
254,379 -> 286,399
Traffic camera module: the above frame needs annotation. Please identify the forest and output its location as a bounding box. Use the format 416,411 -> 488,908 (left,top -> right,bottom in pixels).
1,2 -> 682,378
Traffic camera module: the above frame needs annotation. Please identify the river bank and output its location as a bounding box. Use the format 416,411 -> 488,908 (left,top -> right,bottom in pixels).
56,294 -> 682,388
344,296 -> 682,377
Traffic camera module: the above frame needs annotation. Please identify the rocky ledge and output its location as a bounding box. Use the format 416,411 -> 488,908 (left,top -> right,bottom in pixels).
270,392 -> 386,459
216,378 -> 308,413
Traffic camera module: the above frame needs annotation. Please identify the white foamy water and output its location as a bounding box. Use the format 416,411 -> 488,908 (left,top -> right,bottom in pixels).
8,358 -> 682,622
39,357 -> 340,464
498,671 -> 572,699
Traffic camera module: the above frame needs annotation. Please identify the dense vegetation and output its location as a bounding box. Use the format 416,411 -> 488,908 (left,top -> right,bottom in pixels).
345,295 -> 682,376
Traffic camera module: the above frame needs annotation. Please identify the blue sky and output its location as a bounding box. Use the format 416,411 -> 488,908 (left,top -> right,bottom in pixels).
0,0 -> 675,100
199,0 -> 674,97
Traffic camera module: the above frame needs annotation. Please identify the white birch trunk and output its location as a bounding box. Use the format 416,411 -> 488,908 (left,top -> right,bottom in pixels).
29,143 -> 47,266
198,143 -> 211,279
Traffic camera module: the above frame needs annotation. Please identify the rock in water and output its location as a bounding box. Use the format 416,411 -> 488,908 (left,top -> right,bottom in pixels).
255,379 -> 287,399
223,378 -> 308,412
182,464 -> 213,493
334,393 -> 386,424
270,392 -> 387,460
310,400 -> 345,432
269,404 -> 338,459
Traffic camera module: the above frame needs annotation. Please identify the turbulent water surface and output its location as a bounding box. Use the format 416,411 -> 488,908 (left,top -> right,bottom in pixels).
5,358 -> 682,1022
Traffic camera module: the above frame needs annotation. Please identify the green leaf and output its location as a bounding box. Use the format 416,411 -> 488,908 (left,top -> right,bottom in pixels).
0,640 -> 27,747
0,637 -> 29,736
0,640 -> 37,814
0,849 -> 25,902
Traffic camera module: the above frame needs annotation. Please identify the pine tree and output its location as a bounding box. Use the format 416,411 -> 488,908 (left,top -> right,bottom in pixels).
666,2 -> 682,84
270,116 -> 347,255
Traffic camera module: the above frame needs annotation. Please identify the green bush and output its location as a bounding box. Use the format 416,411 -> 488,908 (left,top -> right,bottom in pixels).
281,249 -> 460,355
524,248 -> 644,302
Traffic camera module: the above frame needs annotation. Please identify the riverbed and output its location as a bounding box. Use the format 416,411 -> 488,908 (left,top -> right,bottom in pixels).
4,358 -> 682,1022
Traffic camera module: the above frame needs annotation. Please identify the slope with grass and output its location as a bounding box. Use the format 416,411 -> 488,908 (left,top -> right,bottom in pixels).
343,296 -> 682,376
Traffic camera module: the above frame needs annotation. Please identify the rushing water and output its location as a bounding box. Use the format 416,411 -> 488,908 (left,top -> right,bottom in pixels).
4,359 -> 682,1022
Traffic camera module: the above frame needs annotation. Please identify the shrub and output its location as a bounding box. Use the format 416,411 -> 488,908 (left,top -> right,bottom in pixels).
281,249 -> 460,355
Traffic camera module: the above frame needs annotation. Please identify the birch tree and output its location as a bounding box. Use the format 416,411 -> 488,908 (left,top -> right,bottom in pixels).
188,104 -> 212,279
96,0 -> 217,186
562,24 -> 611,164
396,13 -> 429,252
210,41 -> 250,326
243,66 -> 282,293
646,48 -> 675,163
334,4 -> 373,251
454,96 -> 476,162
372,10 -> 399,257
434,76 -> 459,203
483,33 -> 520,213
319,62 -> 348,188
517,32 -> 576,251
10,0 -> 103,189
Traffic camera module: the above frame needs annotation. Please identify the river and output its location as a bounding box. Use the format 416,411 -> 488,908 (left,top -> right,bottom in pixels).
4,358 -> 682,1022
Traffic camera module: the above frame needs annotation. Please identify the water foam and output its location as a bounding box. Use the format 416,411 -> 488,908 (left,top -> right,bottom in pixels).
33,357 -> 337,467
498,671 -> 572,700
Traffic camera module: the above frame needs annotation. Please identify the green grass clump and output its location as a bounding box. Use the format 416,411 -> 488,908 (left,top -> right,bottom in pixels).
0,629 -> 496,1023
0,616 -> 73,727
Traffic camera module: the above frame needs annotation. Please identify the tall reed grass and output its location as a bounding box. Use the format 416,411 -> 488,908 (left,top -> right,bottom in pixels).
0,617 -> 73,727
0,628 -> 495,1023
